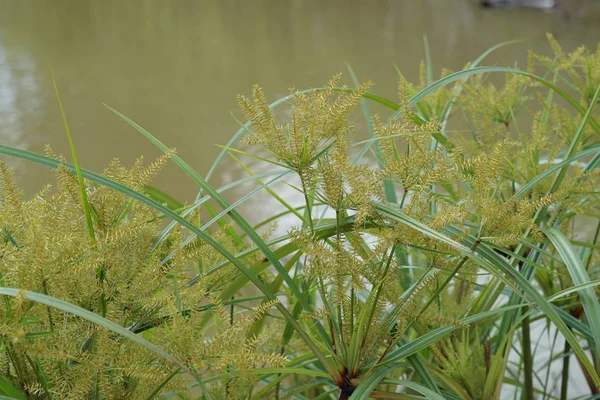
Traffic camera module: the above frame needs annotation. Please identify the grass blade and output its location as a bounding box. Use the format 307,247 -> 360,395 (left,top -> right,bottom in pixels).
52,73 -> 95,244
0,144 -> 339,381
544,227 -> 600,352
103,106 -> 305,302
439,39 -> 527,132
514,145 -> 600,198
351,366 -> 396,400
152,169 -> 291,260
384,379 -> 447,400
547,85 -> 600,194
389,220 -> 600,387
103,106 -> 341,361
142,184 -> 184,211
468,238 -> 600,387
423,35 -> 433,86
0,376 -> 27,400
390,67 -> 600,133
354,65 -> 595,164
373,202 -> 471,253
0,288 -> 197,379
346,64 -> 398,205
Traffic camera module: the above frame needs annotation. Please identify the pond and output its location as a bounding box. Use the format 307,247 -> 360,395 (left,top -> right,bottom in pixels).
1,0 -> 599,206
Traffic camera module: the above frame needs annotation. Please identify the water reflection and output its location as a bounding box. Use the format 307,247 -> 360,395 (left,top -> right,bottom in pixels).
0,42 -> 39,148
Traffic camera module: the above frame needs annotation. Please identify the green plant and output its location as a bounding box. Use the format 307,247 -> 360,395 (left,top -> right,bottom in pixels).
1,35 -> 600,400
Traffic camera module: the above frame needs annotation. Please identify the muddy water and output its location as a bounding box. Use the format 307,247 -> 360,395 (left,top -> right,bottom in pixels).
0,0 -> 599,204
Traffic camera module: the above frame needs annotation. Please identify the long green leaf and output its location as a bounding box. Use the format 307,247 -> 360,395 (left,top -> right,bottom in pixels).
0,377 -> 26,400
381,305 -> 521,366
547,84 -> 600,194
376,219 -> 600,386
467,238 -> 600,386
515,145 -> 600,198
544,227 -> 600,351
373,202 -> 471,253
384,379 -> 447,400
347,281 -> 384,373
154,169 -> 292,261
351,366 -> 396,399
439,39 -> 526,131
0,288 -> 196,378
0,144 -> 339,381
52,74 -> 95,244
143,184 -> 183,211
354,65 -> 595,162
201,367 -> 332,384
103,105 -> 338,365
495,85 -> 600,358
346,64 -> 398,205
103,106 -> 306,306
391,67 -> 599,133
423,35 -> 433,86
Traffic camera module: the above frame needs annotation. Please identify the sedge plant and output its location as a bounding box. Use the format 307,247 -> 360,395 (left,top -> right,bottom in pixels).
1,35 -> 600,400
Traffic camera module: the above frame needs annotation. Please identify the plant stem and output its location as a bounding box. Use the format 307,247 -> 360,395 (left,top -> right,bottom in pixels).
373,238 -> 482,371
584,219 -> 600,270
560,338 -> 571,400
522,313 -> 534,400
399,189 -> 409,209
226,296 -> 234,397
300,172 -> 314,233
419,238 -> 481,316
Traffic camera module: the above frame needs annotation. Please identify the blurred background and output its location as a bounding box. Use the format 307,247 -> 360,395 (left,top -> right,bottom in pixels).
0,0 -> 599,202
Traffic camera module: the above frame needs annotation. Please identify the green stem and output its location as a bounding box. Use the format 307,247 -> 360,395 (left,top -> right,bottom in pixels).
367,239 -> 481,379
41,279 -> 55,330
584,219 -> 600,270
144,368 -> 180,400
226,296 -> 234,397
5,344 -> 27,391
419,239 -> 481,316
300,172 -> 314,233
560,337 -> 571,400
399,189 -> 409,209
350,287 -> 355,340
355,248 -> 396,365
522,313 -> 534,400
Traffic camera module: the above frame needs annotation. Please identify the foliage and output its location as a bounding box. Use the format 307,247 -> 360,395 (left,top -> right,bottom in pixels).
1,35 -> 600,400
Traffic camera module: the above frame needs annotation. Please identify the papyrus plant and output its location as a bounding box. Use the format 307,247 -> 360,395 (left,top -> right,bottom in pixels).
1,35 -> 600,399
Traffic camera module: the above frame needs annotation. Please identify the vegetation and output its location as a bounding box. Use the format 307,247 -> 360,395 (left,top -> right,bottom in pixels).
1,35 -> 600,399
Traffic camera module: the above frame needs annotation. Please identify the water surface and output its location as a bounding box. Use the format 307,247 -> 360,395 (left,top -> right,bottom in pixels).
0,0 -> 599,203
